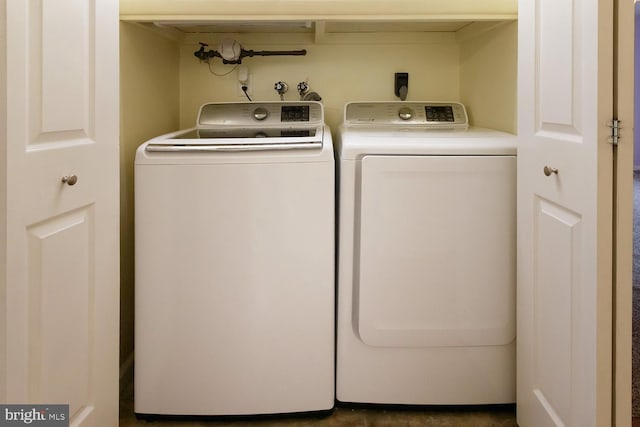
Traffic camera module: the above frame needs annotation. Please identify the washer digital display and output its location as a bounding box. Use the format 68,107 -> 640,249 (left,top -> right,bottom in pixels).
425,106 -> 455,122
281,105 -> 310,122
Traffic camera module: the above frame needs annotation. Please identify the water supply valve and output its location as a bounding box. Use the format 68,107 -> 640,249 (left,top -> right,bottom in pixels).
297,81 -> 310,99
274,81 -> 289,100
297,81 -> 321,102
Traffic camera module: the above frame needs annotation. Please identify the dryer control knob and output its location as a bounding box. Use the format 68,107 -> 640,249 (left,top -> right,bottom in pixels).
253,107 -> 269,121
398,107 -> 413,121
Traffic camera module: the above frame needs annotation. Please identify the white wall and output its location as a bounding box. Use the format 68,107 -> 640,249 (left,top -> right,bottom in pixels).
179,33 -> 461,130
635,2 -> 640,169
0,0 -> 6,404
119,22 -> 180,368
460,21 -> 518,134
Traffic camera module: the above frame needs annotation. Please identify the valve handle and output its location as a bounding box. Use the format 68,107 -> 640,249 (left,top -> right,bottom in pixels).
274,81 -> 288,95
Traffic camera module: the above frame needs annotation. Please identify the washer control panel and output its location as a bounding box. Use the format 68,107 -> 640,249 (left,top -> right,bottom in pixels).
198,101 -> 323,127
345,102 -> 468,129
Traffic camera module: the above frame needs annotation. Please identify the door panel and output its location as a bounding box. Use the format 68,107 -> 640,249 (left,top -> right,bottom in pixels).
27,208 -> 93,421
517,0 -> 613,425
39,0 -> 89,134
357,155 -> 516,348
539,0 -> 574,127
27,0 -> 93,144
532,198 -> 581,426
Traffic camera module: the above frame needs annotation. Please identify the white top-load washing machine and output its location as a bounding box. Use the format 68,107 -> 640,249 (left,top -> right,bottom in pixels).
336,102 -> 517,405
135,102 -> 334,417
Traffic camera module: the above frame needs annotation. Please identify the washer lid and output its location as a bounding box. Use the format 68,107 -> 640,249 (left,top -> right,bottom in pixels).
142,101 -> 326,153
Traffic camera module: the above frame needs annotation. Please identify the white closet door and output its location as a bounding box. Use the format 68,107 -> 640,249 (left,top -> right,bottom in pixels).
3,0 -> 119,426
517,0 -> 614,425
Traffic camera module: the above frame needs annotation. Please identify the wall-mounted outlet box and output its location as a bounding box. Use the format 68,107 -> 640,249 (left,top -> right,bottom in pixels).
237,73 -> 252,97
394,72 -> 409,100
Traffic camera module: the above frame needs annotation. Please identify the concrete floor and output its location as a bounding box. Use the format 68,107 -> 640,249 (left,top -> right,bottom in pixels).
120,382 -> 517,427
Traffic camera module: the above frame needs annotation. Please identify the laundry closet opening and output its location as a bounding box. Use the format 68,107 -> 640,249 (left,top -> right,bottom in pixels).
118,7 -> 517,421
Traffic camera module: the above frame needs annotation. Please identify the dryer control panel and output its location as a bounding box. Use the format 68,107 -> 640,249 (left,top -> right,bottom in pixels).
344,102 -> 468,129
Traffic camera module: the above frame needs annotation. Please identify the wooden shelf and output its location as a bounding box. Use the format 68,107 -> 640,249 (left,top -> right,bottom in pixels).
120,0 -> 517,21
120,0 -> 516,26
120,0 -> 517,44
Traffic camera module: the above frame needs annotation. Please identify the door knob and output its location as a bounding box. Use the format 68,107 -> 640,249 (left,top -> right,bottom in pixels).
543,166 -> 558,176
61,174 -> 78,186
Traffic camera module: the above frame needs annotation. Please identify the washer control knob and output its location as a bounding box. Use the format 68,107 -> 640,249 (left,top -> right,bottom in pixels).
253,107 -> 269,121
398,107 -> 413,121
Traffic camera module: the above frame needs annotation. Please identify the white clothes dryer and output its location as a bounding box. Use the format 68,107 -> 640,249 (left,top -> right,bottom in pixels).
336,102 -> 517,405
135,102 -> 334,417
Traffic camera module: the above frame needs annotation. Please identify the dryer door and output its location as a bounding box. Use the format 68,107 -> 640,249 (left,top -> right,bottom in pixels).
357,155 -> 516,348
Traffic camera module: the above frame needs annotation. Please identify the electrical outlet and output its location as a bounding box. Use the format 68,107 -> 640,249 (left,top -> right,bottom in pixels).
237,74 -> 252,97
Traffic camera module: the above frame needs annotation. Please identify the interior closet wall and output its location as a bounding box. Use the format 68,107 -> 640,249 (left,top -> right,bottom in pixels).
459,21 -> 517,134
119,22 -> 180,368
179,33 -> 461,131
